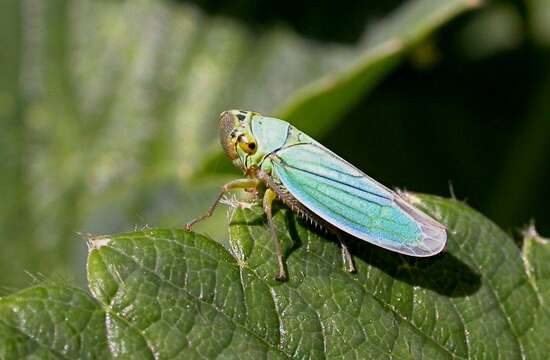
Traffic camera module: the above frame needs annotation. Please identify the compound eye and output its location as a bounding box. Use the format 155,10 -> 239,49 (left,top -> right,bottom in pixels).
237,134 -> 257,155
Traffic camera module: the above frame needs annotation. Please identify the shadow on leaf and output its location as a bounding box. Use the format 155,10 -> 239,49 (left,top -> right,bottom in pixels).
229,204 -> 481,296
355,244 -> 481,298
288,210 -> 481,298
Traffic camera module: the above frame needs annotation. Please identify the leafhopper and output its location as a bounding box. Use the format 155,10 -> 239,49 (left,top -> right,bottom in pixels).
187,110 -> 446,281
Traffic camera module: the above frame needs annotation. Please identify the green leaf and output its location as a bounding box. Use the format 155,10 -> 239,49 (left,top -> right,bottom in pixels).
197,0 -> 479,176
0,285 -> 108,359
2,195 -> 549,358
529,0 -> 550,47
0,0 -> 478,290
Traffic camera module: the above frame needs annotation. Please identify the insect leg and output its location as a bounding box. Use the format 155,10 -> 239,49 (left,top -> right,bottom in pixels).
263,188 -> 287,281
337,232 -> 356,273
185,178 -> 260,230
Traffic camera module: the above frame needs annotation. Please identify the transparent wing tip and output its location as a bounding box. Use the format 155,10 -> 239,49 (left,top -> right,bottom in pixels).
395,196 -> 447,257
414,222 -> 447,256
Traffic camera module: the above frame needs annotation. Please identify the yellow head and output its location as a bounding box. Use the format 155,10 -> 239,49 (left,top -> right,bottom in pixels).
219,110 -> 259,168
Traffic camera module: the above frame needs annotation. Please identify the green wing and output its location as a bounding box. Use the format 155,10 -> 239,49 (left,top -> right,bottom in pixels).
270,140 -> 446,256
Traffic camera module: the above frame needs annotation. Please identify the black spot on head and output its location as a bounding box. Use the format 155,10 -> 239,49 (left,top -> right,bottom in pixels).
248,143 -> 256,150
237,114 -> 246,121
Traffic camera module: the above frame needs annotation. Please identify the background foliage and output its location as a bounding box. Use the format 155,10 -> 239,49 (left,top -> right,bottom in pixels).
1,0 -> 550,358
0,0 -> 548,308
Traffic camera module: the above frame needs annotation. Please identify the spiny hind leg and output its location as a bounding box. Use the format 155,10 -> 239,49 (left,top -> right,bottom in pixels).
263,188 -> 287,281
185,178 -> 260,230
337,232 -> 356,273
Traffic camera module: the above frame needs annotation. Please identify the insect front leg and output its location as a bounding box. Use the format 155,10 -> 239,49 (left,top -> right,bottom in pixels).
263,188 -> 287,281
185,178 -> 260,230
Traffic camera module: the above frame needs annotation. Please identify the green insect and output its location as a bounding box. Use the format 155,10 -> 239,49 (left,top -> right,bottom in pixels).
186,110 -> 447,281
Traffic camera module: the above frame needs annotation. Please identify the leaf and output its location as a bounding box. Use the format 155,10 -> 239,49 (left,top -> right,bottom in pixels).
0,0 -> 478,290
197,0 -> 479,176
2,195 -> 549,358
529,0 -> 550,47
0,286 -> 109,359
276,0 -> 479,133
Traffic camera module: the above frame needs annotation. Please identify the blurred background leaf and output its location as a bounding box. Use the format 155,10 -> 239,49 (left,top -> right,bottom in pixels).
0,0 -> 549,294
